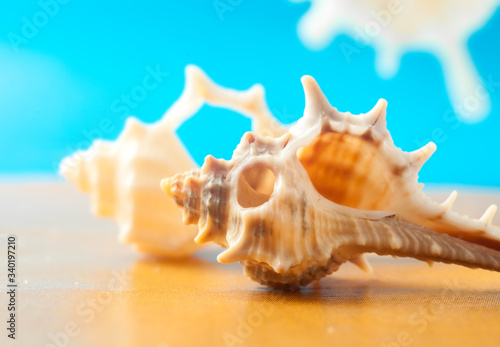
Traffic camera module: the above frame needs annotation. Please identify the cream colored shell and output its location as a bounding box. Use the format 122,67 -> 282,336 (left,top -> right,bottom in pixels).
163,74 -> 500,288
291,0 -> 500,122
60,66 -> 285,257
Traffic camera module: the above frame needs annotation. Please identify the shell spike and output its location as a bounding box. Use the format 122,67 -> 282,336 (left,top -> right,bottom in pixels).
408,142 -> 437,171
349,254 -> 373,273
185,64 -> 211,96
217,244 -> 244,264
122,117 -> 147,139
440,190 -> 458,210
184,64 -> 223,108
247,84 -> 266,109
201,155 -> 231,175
301,75 -> 334,121
364,98 -> 388,127
479,204 -> 497,226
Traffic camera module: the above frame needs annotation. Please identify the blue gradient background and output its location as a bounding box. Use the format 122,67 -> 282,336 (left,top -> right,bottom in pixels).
0,1 -> 499,186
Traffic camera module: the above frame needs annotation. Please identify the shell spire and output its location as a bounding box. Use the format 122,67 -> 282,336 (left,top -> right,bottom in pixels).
162,155 -> 232,248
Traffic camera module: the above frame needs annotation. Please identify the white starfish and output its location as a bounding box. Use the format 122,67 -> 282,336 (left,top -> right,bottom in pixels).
291,0 -> 499,122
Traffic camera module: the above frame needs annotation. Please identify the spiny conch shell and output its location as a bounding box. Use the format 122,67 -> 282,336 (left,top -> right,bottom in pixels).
162,75 -> 500,288
60,65 -> 286,257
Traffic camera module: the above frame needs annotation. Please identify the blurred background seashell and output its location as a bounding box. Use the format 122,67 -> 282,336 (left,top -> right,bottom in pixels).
60,65 -> 286,257
290,0 -> 500,122
163,73 -> 500,288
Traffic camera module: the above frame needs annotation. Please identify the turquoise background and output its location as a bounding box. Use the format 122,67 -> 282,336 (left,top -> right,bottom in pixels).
0,1 -> 499,186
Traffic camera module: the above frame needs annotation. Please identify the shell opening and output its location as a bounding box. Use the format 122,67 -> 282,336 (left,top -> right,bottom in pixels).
296,131 -> 395,211
237,163 -> 276,208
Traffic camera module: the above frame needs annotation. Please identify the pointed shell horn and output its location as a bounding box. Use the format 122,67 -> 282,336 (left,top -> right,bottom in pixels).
480,205 -> 497,226
440,190 -> 458,210
408,142 -> 437,171
363,99 -> 388,126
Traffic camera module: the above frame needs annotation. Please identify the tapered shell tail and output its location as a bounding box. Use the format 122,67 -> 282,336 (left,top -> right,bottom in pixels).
349,217 -> 500,272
